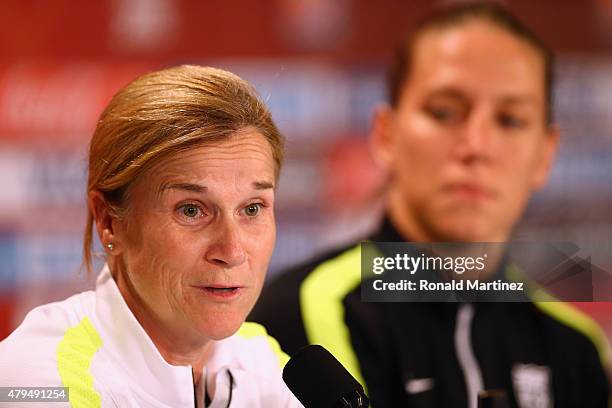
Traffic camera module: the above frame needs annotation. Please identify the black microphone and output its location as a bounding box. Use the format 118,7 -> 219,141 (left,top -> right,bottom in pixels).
282,344 -> 370,408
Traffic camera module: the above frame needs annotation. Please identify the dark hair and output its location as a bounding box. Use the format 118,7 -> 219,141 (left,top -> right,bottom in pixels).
388,2 -> 554,124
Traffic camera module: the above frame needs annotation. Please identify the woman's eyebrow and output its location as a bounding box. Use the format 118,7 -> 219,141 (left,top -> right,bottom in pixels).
499,94 -> 539,107
253,181 -> 274,190
426,88 -> 470,103
158,182 -> 207,196
157,180 -> 274,196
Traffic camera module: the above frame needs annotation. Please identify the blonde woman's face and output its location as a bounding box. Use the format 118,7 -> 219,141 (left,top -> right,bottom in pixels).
113,130 -> 276,343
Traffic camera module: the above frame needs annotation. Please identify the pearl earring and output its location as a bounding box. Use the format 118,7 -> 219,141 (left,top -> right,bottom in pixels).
106,243 -> 114,251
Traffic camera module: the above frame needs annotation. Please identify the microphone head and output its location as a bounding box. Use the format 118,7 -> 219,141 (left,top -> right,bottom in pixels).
283,344 -> 368,408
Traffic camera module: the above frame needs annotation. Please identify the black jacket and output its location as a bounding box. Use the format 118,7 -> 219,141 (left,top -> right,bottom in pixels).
250,218 -> 610,407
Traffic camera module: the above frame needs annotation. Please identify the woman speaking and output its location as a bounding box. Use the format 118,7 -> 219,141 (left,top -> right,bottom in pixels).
0,65 -> 302,407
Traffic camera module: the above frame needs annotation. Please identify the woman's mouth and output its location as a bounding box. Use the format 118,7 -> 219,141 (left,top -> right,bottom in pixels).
193,285 -> 244,299
445,183 -> 495,202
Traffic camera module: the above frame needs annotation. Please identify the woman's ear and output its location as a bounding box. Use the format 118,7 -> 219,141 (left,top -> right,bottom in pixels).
369,104 -> 395,171
531,125 -> 560,190
88,190 -> 121,255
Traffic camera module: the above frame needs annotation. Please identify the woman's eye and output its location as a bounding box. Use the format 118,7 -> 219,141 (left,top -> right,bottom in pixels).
498,113 -> 527,129
425,103 -> 464,124
179,204 -> 202,218
429,107 -> 453,121
244,203 -> 262,217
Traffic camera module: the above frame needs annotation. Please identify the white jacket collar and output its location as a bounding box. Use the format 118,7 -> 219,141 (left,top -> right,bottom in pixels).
94,265 -> 209,405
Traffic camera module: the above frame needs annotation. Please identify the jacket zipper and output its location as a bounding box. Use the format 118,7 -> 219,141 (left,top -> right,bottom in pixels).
454,304 -> 484,408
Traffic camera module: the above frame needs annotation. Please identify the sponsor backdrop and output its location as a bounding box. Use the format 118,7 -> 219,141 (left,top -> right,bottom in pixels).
0,0 -> 611,341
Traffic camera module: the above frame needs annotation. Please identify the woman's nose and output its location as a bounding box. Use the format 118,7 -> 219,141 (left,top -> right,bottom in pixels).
204,219 -> 247,268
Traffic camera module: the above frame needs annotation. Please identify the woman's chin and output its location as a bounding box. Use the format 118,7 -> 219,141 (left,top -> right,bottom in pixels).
195,313 -> 246,341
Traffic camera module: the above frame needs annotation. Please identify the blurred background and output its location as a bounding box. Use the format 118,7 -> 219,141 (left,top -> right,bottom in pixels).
0,0 -> 611,341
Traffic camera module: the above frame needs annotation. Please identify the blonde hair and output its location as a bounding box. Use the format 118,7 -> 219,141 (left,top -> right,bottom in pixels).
83,65 -> 284,273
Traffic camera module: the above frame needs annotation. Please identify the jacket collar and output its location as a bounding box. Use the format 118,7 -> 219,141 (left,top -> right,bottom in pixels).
92,265 -> 250,406
94,265 -> 195,405
370,215 -> 405,243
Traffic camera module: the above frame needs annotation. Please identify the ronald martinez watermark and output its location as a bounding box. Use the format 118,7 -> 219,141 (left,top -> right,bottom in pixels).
360,242 -> 612,302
